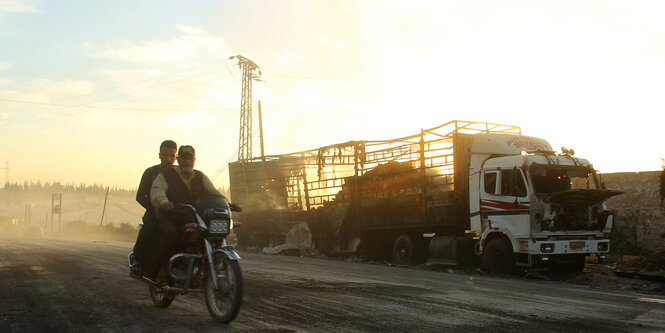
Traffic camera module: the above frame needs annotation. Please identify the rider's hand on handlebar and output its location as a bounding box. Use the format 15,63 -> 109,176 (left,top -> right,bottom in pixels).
161,202 -> 175,211
230,203 -> 242,212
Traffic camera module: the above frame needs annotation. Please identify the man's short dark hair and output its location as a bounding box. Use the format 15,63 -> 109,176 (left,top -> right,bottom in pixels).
160,140 -> 177,150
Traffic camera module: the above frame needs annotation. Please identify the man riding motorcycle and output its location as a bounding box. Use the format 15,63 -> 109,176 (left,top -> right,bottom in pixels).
148,145 -> 239,283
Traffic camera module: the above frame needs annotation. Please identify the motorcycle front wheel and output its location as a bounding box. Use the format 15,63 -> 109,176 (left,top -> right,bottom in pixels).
204,252 -> 243,323
149,284 -> 175,308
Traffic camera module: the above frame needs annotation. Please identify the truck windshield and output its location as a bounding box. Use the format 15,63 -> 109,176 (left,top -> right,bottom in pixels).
530,166 -> 597,193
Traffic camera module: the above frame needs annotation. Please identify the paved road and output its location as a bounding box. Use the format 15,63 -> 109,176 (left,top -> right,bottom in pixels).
1,237 -> 664,332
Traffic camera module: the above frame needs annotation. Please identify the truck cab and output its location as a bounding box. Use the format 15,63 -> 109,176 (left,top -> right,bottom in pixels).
468,134 -> 621,273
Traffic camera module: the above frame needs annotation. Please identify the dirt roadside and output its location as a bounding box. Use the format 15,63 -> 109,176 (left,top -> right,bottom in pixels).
263,248 -> 665,295
529,262 -> 665,294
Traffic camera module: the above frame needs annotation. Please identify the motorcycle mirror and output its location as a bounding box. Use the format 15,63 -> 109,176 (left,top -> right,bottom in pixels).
230,203 -> 242,212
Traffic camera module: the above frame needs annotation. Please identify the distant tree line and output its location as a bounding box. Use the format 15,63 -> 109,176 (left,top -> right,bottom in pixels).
2,180 -> 229,199
1,181 -> 133,193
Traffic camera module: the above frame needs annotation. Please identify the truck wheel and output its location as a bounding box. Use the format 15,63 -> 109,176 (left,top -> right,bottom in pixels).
392,234 -> 415,265
482,238 -> 516,275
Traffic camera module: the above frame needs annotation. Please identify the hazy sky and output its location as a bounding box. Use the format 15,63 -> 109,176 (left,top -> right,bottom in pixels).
1,0 -> 663,190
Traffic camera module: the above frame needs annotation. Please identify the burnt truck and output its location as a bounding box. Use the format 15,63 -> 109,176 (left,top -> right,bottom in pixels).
230,120 -> 622,273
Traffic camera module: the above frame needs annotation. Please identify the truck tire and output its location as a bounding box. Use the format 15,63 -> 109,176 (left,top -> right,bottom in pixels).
482,238 -> 516,275
392,234 -> 415,265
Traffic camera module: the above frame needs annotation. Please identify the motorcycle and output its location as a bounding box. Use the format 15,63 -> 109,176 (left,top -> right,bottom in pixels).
128,195 -> 243,323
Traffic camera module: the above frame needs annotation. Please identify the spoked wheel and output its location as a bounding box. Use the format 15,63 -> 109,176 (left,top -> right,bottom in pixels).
148,284 -> 175,308
204,253 -> 243,323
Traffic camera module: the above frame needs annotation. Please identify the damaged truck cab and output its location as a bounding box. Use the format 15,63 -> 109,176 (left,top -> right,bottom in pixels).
468,134 -> 622,273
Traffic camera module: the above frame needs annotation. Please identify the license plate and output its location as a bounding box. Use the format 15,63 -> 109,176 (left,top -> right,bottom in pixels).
570,241 -> 585,249
209,220 -> 229,234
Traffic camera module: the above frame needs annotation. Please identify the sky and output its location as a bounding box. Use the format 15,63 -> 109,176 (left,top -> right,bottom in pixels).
1,0 -> 664,191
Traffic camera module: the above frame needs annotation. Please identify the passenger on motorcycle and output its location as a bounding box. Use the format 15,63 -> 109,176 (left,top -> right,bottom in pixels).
131,139 -> 177,276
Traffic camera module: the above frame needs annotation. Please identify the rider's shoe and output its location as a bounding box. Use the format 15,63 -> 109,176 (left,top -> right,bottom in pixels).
129,269 -> 142,280
129,262 -> 147,279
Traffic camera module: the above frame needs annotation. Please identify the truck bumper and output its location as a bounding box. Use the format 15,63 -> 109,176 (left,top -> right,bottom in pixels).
522,239 -> 610,255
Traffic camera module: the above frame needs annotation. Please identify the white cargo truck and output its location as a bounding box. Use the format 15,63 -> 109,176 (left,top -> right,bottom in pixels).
231,121 -> 622,273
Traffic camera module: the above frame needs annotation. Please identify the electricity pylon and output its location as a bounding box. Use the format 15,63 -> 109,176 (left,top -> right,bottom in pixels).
230,55 -> 261,162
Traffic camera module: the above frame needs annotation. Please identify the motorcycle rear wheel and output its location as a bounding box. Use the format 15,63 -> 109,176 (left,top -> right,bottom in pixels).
149,284 -> 175,308
204,253 -> 243,323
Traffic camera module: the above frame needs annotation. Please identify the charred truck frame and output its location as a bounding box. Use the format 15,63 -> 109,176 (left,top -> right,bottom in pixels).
230,120 -> 621,273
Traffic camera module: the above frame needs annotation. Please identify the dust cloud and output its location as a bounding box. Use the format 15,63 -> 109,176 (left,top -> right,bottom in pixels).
0,187 -> 143,241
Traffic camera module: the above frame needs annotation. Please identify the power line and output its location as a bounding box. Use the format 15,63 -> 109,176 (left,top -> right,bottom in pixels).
211,113 -> 265,187
1,69 -> 234,123
0,97 -> 238,112
111,202 -> 142,218
0,70 -> 238,127
2,58 -> 235,115
208,79 -> 311,186
211,149 -> 239,183
260,82 -> 308,129
267,75 -> 363,82
0,59 -> 237,124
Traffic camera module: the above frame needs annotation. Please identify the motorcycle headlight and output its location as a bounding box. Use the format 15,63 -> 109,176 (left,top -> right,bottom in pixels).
209,219 -> 229,234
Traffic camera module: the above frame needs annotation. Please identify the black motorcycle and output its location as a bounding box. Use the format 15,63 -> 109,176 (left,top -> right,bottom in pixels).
128,195 -> 243,323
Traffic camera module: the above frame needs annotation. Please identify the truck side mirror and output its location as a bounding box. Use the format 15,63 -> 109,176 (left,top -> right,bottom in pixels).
602,214 -> 613,233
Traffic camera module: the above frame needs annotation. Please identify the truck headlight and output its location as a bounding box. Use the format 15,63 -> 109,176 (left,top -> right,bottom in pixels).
597,242 -> 609,252
541,243 -> 555,253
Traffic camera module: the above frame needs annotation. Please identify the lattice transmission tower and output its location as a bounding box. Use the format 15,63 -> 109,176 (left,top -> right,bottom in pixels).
230,55 -> 261,162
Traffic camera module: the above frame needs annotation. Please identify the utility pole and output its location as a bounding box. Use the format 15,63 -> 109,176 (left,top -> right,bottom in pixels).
229,55 -> 261,162
258,100 -> 265,162
3,159 -> 8,185
100,186 -> 109,225
51,195 -> 54,232
51,193 -> 62,233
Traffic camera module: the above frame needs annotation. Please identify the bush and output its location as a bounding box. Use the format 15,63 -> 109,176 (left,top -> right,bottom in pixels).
610,208 -> 653,255
623,250 -> 665,271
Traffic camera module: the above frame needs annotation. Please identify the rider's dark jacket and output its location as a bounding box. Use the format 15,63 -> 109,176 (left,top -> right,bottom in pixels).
161,167 -> 204,205
150,166 -> 221,209
136,165 -> 164,211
